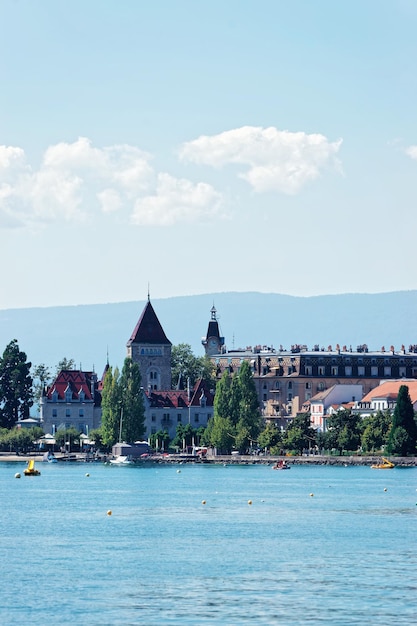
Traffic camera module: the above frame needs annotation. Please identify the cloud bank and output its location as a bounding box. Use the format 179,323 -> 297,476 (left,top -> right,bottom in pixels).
180,126 -> 342,194
0,137 -> 223,229
0,126 -> 343,229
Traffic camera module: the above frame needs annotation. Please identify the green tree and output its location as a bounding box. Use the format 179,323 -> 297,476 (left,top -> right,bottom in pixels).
361,410 -> 392,453
149,429 -> 170,452
171,344 -> 215,389
235,361 -> 261,452
119,358 -> 146,443
258,422 -> 282,452
282,413 -> 316,454
55,357 -> 76,376
54,426 -> 80,451
100,366 -> 121,448
31,363 -> 52,415
386,385 -> 417,456
0,340 -> 33,429
324,409 -> 361,454
209,415 -> 235,454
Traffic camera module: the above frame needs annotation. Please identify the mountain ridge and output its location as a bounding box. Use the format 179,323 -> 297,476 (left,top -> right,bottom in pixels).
0,290 -> 416,372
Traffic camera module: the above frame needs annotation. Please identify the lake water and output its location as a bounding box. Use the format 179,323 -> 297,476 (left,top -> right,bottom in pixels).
1,461 -> 416,625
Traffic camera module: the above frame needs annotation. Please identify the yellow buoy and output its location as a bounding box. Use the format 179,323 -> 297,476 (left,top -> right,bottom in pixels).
107,510 -> 112,516
248,500 -> 252,505
15,473 -> 21,479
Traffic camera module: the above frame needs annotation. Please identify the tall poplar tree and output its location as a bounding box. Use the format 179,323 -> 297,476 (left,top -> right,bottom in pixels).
235,361 -> 261,453
100,366 -> 121,447
0,340 -> 33,429
119,358 -> 146,443
387,385 -> 417,456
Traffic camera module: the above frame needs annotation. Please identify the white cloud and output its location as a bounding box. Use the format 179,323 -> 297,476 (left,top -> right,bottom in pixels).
0,137 -> 223,228
405,145 -> 417,160
180,125 -> 342,194
131,173 -> 224,226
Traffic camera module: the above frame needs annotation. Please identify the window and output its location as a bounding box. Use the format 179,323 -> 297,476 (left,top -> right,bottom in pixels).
288,382 -> 293,390
177,414 -> 182,423
52,408 -> 57,418
305,382 -> 311,389
79,409 -> 84,417
384,366 -> 391,377
194,414 -> 199,423
345,366 -> 352,376
65,389 -> 72,402
331,366 -> 338,376
151,414 -> 156,422
371,366 -> 378,376
305,366 -> 312,375
399,367 -> 406,377
263,394 -> 267,401
318,366 -> 325,375
66,409 -> 71,418
358,366 -> 365,376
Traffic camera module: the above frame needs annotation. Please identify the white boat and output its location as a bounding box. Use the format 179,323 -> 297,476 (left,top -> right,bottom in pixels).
109,455 -> 134,465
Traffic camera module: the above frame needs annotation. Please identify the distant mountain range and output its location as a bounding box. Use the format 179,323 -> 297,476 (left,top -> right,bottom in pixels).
0,290 -> 416,374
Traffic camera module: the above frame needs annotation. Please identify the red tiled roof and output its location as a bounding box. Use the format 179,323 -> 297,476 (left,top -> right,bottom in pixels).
361,380 -> 417,404
147,379 -> 214,408
46,370 -> 95,401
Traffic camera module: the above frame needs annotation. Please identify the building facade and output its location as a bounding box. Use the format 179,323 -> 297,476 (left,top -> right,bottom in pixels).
40,369 -> 102,435
202,312 -> 417,420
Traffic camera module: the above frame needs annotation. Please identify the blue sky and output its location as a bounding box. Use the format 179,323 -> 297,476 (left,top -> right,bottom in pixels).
1,0 -> 417,309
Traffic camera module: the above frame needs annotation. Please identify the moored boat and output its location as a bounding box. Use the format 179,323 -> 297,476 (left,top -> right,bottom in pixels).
109,455 -> 134,465
272,460 -> 290,470
371,457 -> 395,469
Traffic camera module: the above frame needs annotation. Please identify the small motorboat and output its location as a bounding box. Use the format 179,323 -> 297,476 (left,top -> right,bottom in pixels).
371,457 -> 395,469
272,460 -> 290,470
109,455 -> 134,465
24,459 -> 41,476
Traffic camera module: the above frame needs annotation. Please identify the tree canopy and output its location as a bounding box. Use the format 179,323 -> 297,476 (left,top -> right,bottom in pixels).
0,340 -> 33,429
171,343 -> 215,389
386,385 -> 417,456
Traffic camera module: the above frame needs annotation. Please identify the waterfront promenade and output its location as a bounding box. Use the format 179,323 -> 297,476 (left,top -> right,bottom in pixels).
1,451 -> 416,466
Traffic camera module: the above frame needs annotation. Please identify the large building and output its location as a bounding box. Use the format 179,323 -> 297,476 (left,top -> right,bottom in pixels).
40,369 -> 103,436
128,298 -> 214,441
202,309 -> 417,421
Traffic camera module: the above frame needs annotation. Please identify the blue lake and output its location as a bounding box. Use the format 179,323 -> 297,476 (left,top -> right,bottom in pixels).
1,461 -> 416,625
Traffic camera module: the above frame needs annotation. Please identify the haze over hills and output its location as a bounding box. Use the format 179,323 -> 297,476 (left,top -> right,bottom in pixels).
0,291 -> 416,374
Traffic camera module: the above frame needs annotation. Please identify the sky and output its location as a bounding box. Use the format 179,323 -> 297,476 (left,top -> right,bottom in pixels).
1,0 -> 417,310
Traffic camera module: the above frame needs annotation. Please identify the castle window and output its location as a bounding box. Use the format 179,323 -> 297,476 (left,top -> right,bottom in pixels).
66,409 -> 71,418
345,366 -> 352,376
194,414 -> 199,423
399,367 -> 406,377
331,367 -> 338,376
358,366 -> 365,376
384,366 -> 391,377
177,414 -> 182,422
52,409 -> 57,418
318,366 -> 325,376
305,366 -> 312,375
79,409 -> 84,417
371,366 -> 378,376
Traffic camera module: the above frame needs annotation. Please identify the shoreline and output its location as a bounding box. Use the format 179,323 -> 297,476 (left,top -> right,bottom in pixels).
1,452 -> 416,466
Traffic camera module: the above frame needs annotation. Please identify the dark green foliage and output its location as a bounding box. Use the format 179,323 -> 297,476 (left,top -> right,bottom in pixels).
0,340 -> 33,429
386,385 -> 417,456
282,413 -> 316,455
149,429 -> 170,452
361,410 -> 392,453
171,344 -> 215,389
322,409 -> 362,454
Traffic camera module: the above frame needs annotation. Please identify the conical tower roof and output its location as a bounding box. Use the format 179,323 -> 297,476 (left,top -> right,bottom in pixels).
127,300 -> 172,346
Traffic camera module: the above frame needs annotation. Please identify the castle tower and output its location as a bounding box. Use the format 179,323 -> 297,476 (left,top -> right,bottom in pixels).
127,297 -> 172,391
202,305 -> 224,356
